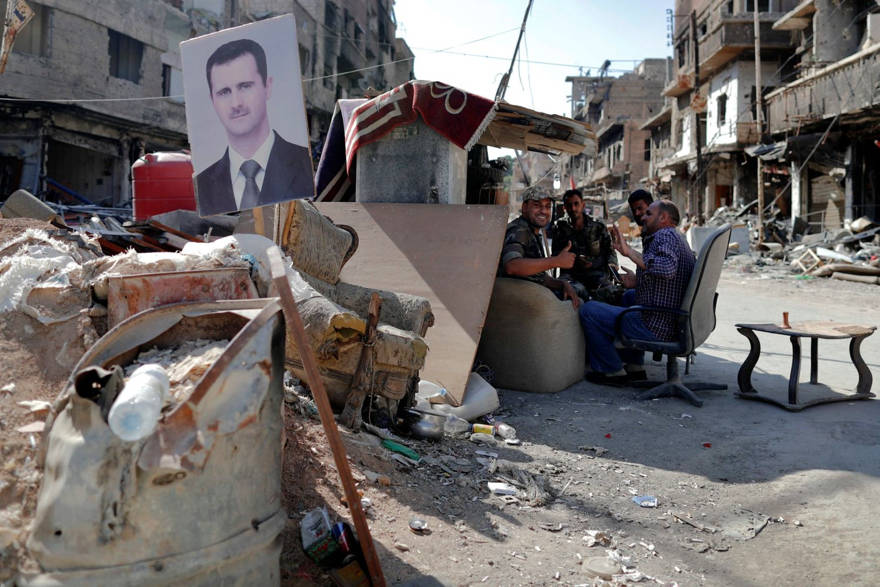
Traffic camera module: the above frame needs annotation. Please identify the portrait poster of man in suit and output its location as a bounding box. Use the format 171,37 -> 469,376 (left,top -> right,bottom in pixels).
181,14 -> 314,217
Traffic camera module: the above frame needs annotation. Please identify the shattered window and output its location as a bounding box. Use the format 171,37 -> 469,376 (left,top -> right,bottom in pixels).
108,29 -> 143,83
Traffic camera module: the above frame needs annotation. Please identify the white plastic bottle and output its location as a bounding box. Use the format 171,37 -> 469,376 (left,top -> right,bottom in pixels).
108,363 -> 170,442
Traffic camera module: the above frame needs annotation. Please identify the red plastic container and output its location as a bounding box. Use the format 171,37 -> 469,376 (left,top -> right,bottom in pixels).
131,152 -> 196,220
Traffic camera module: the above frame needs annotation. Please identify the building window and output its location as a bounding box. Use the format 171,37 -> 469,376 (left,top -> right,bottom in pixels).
717,93 -> 727,125
745,0 -> 770,12
725,0 -> 734,15
698,20 -> 707,37
677,38 -> 689,68
323,64 -> 334,89
162,63 -> 184,103
299,47 -> 310,75
162,64 -> 171,95
1,0 -> 50,57
343,9 -> 352,36
108,30 -> 143,83
325,2 -> 338,30
644,138 -> 651,161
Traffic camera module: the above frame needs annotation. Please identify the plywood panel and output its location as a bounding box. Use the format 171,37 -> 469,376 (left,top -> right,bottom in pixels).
315,203 -> 509,405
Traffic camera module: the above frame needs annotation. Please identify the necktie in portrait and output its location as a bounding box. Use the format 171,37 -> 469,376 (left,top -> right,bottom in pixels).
240,159 -> 262,209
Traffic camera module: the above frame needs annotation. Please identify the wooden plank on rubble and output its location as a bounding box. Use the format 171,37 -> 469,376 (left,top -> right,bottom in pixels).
315,203 -> 509,406
268,246 -> 386,587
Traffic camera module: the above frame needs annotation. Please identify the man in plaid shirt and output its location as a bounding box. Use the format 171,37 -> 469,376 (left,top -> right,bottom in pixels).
579,200 -> 695,385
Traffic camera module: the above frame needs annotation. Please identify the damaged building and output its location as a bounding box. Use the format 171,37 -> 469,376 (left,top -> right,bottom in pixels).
760,0 -> 880,232
0,0 -> 191,207
646,0 -> 803,219
563,58 -> 667,202
0,0 -> 413,209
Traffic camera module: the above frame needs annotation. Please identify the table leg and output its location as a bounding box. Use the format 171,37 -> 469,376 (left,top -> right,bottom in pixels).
788,336 -> 801,405
851,334 -> 874,396
736,327 -> 761,394
810,337 -> 818,384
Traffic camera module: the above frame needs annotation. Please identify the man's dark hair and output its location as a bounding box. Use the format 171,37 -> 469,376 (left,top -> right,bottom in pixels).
562,188 -> 583,201
628,189 -> 653,207
656,199 -> 681,225
206,39 -> 268,95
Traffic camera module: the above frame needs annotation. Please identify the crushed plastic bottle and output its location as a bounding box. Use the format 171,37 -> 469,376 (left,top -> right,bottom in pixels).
108,363 -> 169,442
442,414 -> 471,436
495,422 -> 517,440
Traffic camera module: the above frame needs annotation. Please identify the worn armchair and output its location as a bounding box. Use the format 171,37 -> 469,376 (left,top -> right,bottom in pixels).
614,224 -> 732,407
477,277 -> 585,393
280,200 -> 434,416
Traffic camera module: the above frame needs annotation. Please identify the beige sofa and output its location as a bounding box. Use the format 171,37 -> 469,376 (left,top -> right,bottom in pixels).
477,277 -> 585,393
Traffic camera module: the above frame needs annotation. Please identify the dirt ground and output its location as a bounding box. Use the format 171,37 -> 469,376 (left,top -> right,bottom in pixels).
2,219 -> 879,585
278,267 -> 880,587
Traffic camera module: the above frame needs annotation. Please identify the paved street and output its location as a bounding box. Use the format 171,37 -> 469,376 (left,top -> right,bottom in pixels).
369,266 -> 880,586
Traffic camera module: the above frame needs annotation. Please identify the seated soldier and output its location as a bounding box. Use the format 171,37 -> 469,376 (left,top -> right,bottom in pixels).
551,189 -> 620,302
498,186 -> 579,308
628,188 -> 653,229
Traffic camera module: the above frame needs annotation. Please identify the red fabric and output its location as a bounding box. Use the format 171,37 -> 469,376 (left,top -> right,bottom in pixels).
344,81 -> 496,171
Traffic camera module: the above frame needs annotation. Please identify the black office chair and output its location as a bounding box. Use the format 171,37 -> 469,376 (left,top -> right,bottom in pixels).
613,224 -> 732,407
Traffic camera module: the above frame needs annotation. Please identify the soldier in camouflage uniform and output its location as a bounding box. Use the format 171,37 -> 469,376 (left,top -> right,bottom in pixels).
550,189 -> 620,303
498,187 -> 580,308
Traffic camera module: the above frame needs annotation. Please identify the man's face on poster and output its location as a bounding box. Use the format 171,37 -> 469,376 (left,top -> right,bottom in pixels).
209,52 -> 273,141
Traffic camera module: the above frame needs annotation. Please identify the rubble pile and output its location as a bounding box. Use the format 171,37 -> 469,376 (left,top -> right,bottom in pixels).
701,204 -> 880,285
0,219 -> 264,580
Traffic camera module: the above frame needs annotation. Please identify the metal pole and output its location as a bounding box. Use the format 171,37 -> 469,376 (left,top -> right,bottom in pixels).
691,11 -> 703,224
495,0 -> 534,102
754,3 -> 765,244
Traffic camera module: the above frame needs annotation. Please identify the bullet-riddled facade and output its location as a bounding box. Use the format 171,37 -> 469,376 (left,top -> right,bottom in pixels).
647,0 -> 802,219
763,0 -> 880,231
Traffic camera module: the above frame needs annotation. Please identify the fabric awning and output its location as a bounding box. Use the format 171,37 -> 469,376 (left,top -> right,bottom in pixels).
745,141 -> 787,161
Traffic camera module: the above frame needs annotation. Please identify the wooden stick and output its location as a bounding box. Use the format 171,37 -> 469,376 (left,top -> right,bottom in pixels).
267,246 -> 386,587
252,206 -> 266,238
340,293 -> 382,430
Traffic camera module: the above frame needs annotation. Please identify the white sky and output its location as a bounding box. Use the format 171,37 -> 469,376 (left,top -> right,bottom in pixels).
394,0 -> 675,117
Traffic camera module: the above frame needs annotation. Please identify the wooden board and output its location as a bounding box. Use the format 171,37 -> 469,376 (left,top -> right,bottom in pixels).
316,203 -> 509,406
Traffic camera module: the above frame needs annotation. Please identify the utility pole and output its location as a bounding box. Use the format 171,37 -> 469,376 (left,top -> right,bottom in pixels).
495,0 -> 534,102
691,10 -> 703,224
754,3 -> 765,244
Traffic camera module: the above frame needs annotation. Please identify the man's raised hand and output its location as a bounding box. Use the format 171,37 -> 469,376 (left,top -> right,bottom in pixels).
555,241 -> 576,269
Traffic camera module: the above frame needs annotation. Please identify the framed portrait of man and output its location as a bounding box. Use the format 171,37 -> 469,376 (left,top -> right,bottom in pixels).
181,14 -> 314,217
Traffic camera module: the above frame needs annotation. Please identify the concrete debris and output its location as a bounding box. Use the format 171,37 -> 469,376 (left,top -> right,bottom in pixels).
701,203 -> 879,285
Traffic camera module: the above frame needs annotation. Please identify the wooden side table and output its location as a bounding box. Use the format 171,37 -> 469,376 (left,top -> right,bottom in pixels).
735,321 -> 875,411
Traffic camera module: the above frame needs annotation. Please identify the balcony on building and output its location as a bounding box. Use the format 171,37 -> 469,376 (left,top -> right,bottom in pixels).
772,0 -> 816,31
664,4 -> 795,97
765,43 -> 880,134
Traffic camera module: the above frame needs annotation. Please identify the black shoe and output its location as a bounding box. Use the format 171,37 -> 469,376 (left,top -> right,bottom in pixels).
585,371 -> 631,387
626,370 -> 648,382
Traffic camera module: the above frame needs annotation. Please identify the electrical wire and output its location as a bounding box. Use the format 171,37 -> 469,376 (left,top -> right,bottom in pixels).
0,26 -> 521,103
